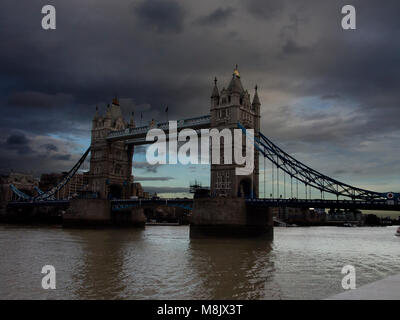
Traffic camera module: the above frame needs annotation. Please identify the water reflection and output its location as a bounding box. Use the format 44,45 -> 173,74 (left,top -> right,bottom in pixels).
188,238 -> 277,299
65,229 -> 145,299
1,225 -> 400,299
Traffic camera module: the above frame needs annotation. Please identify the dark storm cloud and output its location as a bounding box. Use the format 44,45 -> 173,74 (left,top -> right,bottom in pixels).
41,144 -> 58,152
5,133 -> 33,155
8,91 -> 73,108
0,129 -> 82,176
6,133 -> 29,146
281,39 -> 310,55
51,154 -> 71,161
0,0 -> 399,189
132,0 -> 185,33
245,0 -> 284,19
195,7 -> 235,26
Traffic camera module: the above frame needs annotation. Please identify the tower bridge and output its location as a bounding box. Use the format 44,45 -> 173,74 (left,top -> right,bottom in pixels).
7,66 -> 400,236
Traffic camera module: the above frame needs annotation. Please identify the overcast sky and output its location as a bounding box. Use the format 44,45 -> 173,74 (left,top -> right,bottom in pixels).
1,0 -> 399,197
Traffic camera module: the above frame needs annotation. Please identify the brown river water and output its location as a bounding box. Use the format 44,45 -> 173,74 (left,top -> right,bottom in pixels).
0,224 -> 399,299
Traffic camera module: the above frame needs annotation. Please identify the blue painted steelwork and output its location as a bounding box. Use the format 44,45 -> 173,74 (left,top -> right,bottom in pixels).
9,184 -> 32,201
111,197 -> 400,212
6,197 -> 400,212
238,122 -> 389,201
10,147 -> 91,202
34,186 -> 56,200
246,198 -> 400,211
111,199 -> 193,212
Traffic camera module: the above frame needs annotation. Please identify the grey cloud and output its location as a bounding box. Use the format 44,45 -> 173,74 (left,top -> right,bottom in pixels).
8,91 -> 73,109
6,133 -> 29,145
41,144 -> 58,152
245,0 -> 284,19
5,133 -> 33,155
0,0 -> 399,189
133,161 -> 161,173
321,94 -> 341,100
132,0 -> 185,33
195,7 -> 235,26
51,154 -> 71,161
281,39 -> 310,55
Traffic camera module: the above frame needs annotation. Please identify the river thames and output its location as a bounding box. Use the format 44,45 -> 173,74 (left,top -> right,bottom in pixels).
0,224 -> 399,299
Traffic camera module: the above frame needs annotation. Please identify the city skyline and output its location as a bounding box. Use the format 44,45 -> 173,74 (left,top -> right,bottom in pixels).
1,0 -> 400,197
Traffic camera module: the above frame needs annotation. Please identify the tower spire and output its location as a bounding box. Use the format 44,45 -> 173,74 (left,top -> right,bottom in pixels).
211,76 -> 219,98
130,111 -> 136,128
112,95 -> 119,106
233,64 -> 240,78
228,65 -> 244,93
93,105 -> 100,120
252,84 -> 260,106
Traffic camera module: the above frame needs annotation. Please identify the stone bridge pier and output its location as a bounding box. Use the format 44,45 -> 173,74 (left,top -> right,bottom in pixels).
190,198 -> 273,239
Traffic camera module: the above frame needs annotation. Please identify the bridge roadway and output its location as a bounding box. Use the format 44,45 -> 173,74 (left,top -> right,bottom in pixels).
7,198 -> 400,211
110,198 -> 400,212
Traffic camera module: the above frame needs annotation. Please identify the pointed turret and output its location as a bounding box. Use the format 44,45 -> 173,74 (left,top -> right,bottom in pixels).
112,95 -> 119,106
252,85 -> 261,106
227,65 -> 244,94
211,77 -> 220,108
129,111 -> 136,128
92,106 -> 101,129
107,96 -> 123,121
93,105 -> 100,119
105,104 -> 111,118
211,77 -> 219,98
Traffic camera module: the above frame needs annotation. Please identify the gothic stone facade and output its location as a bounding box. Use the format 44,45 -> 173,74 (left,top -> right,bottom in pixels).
88,98 -> 135,199
210,67 -> 261,198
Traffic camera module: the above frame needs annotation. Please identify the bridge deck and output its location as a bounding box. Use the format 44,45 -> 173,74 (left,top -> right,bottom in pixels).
7,198 -> 400,211
247,198 -> 400,211
112,198 -> 400,211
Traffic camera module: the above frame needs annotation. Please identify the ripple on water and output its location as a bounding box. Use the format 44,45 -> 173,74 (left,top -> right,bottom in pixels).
0,225 -> 399,299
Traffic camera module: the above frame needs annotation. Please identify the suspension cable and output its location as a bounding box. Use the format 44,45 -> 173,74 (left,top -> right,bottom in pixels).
272,160 -> 274,198
263,149 -> 266,198
291,176 -> 293,198
277,156 -> 279,198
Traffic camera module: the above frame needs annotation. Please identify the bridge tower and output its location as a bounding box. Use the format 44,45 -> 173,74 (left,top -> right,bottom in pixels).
88,98 -> 134,199
210,66 -> 260,198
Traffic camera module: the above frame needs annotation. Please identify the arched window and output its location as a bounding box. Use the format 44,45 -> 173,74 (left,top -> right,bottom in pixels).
114,164 -> 122,175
